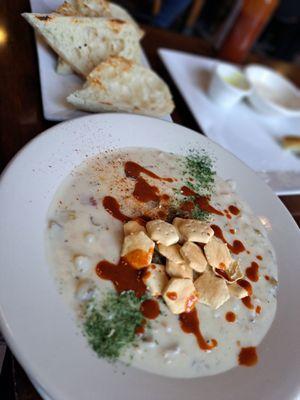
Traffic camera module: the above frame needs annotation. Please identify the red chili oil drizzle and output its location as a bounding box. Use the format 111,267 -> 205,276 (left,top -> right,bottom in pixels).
224,210 -> 232,219
215,268 -> 232,281
237,279 -> 253,295
125,161 -> 173,182
166,291 -> 178,300
179,308 -> 217,351
256,255 -> 263,261
256,305 -> 262,314
241,296 -> 255,310
246,262 -> 259,282
135,324 -> 145,335
229,229 -> 235,234
237,279 -> 255,309
264,275 -> 270,281
180,201 -> 195,212
228,205 -> 240,215
180,186 -> 223,215
95,257 -> 146,298
238,347 -> 258,366
132,177 -> 160,202
211,224 -> 246,254
124,161 -> 173,203
102,196 -> 130,223
140,299 -> 160,320
225,311 -> 236,322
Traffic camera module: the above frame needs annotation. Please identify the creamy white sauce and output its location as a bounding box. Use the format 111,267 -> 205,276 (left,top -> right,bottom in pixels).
46,148 -> 278,378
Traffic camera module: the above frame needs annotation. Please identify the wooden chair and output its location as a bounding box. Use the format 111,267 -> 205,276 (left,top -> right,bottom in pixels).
152,0 -> 205,28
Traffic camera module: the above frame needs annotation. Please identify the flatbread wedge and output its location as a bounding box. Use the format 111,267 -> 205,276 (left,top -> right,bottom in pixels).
22,13 -> 142,76
54,0 -> 143,75
55,1 -> 142,34
67,56 -> 175,117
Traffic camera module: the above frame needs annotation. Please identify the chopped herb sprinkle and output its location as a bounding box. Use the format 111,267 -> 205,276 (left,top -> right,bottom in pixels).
83,291 -> 147,361
184,151 -> 215,195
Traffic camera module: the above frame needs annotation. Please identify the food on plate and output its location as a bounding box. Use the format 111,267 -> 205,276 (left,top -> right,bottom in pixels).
67,56 -> 174,116
23,1 -> 174,117
22,13 -> 142,76
280,135 -> 300,152
46,148 -> 278,377
55,0 -> 143,74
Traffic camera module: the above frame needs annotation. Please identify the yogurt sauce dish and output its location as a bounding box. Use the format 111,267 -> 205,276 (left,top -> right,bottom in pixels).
0,114 -> 299,400
208,64 -> 251,108
46,147 -> 277,377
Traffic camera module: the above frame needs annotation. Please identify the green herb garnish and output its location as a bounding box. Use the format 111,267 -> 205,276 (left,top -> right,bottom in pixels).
191,204 -> 210,221
83,291 -> 147,361
184,151 -> 215,195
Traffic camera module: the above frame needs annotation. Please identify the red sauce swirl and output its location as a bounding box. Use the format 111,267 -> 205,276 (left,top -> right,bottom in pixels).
238,347 -> 258,366
246,262 -> 259,282
140,299 -> 160,320
179,308 -> 217,351
211,224 -> 246,254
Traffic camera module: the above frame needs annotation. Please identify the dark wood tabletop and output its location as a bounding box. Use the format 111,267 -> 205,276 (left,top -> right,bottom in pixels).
0,0 -> 299,398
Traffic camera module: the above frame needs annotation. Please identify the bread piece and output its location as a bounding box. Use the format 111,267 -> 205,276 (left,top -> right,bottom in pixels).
67,56 -> 174,117
281,135 -> 300,151
204,236 -> 233,270
180,241 -> 207,273
142,263 -> 168,296
157,243 -> 183,263
56,57 -> 73,74
54,0 -> 143,74
55,1 -> 143,36
121,231 -> 154,269
176,219 -> 214,243
166,260 -> 193,279
22,13 -> 142,76
123,220 -> 146,236
163,278 -> 198,314
146,220 -> 179,246
194,268 -> 230,309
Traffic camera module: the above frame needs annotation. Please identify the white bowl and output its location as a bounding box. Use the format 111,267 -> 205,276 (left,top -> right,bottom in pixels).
245,65 -> 300,117
208,64 -> 251,108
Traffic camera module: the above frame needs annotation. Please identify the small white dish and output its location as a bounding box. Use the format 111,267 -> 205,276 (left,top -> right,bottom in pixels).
245,65 -> 300,117
208,64 -> 251,108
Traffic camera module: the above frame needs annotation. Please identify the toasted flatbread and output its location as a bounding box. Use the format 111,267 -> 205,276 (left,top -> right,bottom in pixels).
22,13 -> 142,76
54,1 -> 142,75
67,56 -> 175,117
56,57 -> 74,74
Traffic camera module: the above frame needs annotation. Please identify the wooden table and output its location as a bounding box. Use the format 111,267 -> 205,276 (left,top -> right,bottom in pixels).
0,0 -> 299,398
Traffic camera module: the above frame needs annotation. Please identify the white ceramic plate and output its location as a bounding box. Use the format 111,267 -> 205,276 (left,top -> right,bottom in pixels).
29,0 -> 172,122
0,114 -> 300,400
159,48 -> 300,195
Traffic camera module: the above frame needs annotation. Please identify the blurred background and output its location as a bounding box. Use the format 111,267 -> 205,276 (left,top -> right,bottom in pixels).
115,0 -> 300,64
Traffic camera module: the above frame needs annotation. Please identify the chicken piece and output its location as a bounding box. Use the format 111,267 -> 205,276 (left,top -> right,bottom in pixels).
157,243 -> 183,263
123,220 -> 146,236
194,268 -> 230,309
142,263 -> 168,297
121,231 -> 154,269
175,219 -> 214,243
166,260 -> 193,279
146,220 -> 179,246
163,278 -> 198,314
204,236 -> 233,270
180,241 -> 207,273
